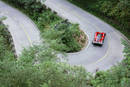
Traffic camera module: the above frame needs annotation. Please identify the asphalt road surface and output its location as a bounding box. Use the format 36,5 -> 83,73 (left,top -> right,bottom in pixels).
0,1 -> 41,56
0,0 -> 124,73
44,0 -> 124,73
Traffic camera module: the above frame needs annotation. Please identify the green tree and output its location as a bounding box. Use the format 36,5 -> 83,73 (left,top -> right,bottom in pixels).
0,44 -> 92,87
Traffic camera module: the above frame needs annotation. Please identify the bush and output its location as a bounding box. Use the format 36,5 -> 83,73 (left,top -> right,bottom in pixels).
0,44 -> 92,87
43,20 -> 83,52
0,19 -> 14,61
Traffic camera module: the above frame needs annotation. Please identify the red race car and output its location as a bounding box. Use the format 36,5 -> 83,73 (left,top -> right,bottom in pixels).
92,32 -> 106,46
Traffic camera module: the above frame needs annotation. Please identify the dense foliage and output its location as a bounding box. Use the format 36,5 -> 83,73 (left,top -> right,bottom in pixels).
0,17 -> 14,61
36,11 -> 86,52
0,44 -> 92,87
68,0 -> 130,39
3,0 -> 86,52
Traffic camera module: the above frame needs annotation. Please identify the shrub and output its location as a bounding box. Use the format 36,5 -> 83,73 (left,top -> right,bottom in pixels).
0,19 -> 14,61
0,44 -> 92,87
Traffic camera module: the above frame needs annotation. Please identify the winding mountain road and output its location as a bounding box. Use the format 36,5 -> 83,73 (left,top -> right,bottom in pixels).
0,0 -> 125,73
0,1 -> 41,56
44,0 -> 124,72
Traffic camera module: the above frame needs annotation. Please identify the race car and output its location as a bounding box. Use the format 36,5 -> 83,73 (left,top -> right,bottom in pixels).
92,32 -> 106,46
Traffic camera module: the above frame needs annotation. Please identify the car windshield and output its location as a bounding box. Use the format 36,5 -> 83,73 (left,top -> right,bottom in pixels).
97,34 -> 102,41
